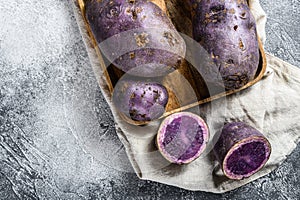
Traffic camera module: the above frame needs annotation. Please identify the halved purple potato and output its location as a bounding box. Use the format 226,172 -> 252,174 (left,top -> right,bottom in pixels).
112,80 -> 168,122
157,112 -> 209,164
85,0 -> 186,77
213,122 -> 271,180
189,0 -> 260,90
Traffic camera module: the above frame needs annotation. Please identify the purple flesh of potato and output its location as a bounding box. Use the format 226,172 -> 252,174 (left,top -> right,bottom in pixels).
85,0 -> 186,77
189,0 -> 260,90
157,112 -> 209,164
213,122 -> 271,180
112,80 -> 168,122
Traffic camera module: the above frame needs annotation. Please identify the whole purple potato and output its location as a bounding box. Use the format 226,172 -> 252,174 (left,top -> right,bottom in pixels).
112,80 -> 169,122
157,112 -> 209,164
189,0 -> 260,90
85,0 -> 186,77
213,122 -> 271,180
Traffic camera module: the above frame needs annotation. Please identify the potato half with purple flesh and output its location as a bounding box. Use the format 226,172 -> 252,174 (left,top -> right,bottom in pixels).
157,112 -> 209,164
85,0 -> 186,77
213,122 -> 271,180
189,0 -> 260,90
112,80 -> 169,122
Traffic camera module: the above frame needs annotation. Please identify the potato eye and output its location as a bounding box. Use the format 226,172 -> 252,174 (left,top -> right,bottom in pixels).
210,4 -> 225,14
106,5 -> 121,18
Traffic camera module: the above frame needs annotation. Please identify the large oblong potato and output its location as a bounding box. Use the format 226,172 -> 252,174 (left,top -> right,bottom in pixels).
190,0 -> 260,90
85,0 -> 186,77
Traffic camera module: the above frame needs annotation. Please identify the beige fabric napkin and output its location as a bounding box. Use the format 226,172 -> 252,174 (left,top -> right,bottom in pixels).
72,0 -> 300,193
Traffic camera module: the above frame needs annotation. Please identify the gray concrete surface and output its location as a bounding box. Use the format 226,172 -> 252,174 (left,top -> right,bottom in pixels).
0,0 -> 299,199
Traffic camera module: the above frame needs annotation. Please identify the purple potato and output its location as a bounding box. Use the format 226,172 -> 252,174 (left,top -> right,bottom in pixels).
112,80 -> 168,122
189,0 -> 260,90
213,122 -> 271,180
157,112 -> 209,164
85,0 -> 186,77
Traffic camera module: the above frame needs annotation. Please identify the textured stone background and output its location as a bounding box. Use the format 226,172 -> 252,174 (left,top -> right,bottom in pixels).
0,0 -> 299,199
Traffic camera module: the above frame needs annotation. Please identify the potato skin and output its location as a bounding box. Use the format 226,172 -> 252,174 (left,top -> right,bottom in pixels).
112,80 -> 169,122
85,0 -> 186,77
190,0 -> 260,90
